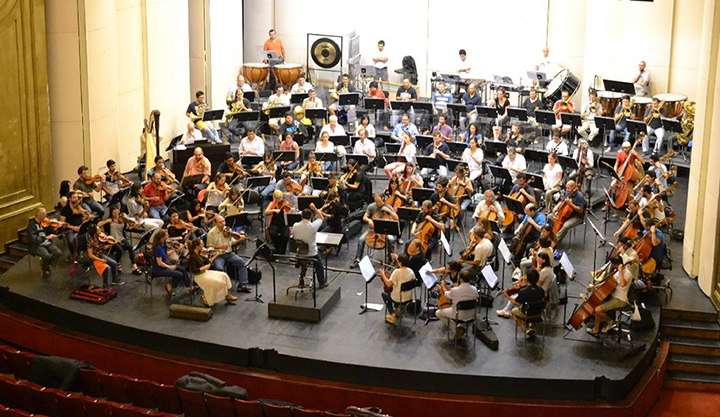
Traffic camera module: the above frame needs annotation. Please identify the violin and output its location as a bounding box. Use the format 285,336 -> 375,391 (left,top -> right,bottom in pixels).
285,180 -> 303,196
223,226 -> 244,241
229,162 -> 247,176
340,164 -> 357,185
41,218 -> 67,230
99,233 -> 119,246
460,228 -> 482,261
83,175 -> 103,185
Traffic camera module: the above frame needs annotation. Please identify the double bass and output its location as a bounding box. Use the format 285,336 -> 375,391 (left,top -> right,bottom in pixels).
608,133 -> 644,209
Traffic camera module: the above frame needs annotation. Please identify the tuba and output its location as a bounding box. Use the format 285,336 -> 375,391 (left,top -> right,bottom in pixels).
676,101 -> 695,146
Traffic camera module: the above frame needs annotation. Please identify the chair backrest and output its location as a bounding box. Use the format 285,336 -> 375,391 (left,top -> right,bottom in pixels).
523,300 -> 547,317
0,347 -> 32,380
261,402 -> 294,417
244,189 -> 262,206
55,392 -> 88,417
294,408 -> 324,417
120,376 -> 156,409
149,382 -> 182,414
29,386 -> 63,417
399,279 -> 419,292
177,388 -> 209,417
6,380 -> 35,412
79,368 -> 104,398
204,393 -> 234,417
456,299 -> 478,311
81,397 -> 113,417
107,402 -> 138,417
232,398 -> 264,417
288,239 -> 309,255
0,350 -> 10,374
97,371 -> 130,404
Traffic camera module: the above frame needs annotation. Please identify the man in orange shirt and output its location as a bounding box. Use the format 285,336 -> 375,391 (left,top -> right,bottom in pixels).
263,29 -> 284,60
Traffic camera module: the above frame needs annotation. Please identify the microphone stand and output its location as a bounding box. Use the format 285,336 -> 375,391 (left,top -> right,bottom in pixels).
245,241 -> 270,303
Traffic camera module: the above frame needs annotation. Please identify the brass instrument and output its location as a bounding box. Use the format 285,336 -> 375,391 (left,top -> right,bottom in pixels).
191,102 -> 208,122
589,104 -> 597,114
293,102 -> 312,126
227,98 -> 250,117
677,101 -> 695,146
622,105 -> 632,118
262,96 -> 283,115
330,85 -> 348,101
560,101 -> 569,111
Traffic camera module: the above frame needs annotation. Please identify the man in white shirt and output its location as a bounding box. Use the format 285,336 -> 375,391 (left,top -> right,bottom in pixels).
179,122 -> 203,149
460,231 -> 494,275
290,74 -> 313,94
291,204 -> 327,288
239,130 -> 265,156
577,89 -> 602,146
473,190 -> 505,223
632,61 -> 650,97
458,49 -> 471,78
501,147 -> 527,182
535,46 -> 565,80
436,269 -> 479,339
268,85 -> 292,128
320,115 -> 346,137
373,40 -> 389,81
353,128 -> 376,164
546,133 -> 569,156
207,214 -> 251,292
226,74 -> 253,103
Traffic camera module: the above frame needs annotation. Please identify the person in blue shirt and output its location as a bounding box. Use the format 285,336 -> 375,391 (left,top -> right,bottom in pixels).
390,113 -> 419,145
462,122 -> 483,146
461,83 -> 482,128
432,83 -> 453,115
150,230 -> 194,295
514,203 -> 546,259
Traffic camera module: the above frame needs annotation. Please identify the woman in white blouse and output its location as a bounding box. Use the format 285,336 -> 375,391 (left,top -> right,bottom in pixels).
462,137 -> 484,182
359,115 -> 376,138
542,152 -> 563,213
383,132 -> 416,179
315,131 -> 336,171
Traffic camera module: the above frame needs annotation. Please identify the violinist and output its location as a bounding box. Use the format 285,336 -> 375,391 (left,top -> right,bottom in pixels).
379,254 -> 416,324
278,132 -> 301,172
166,209 -> 200,243
472,189 -> 505,224
59,191 -> 86,255
318,190 -> 343,234
545,132 -> 569,156
73,165 -> 105,217
448,165 -> 473,214
341,159 -> 365,211
588,255 -> 630,337
265,189 -> 293,254
150,230 -> 194,295
188,238 -> 239,306
275,171 -> 303,205
353,128 -> 376,165
207,214 -> 251,293
218,188 -> 245,218
253,153 -> 278,199
295,151 -> 323,195
204,174 -> 229,213
144,172 -> 172,220
147,155 -> 178,185
86,223 -> 124,288
320,172 -> 345,204
350,193 -> 398,269
461,137 -> 484,182
553,180 -> 586,245
646,154 -> 668,190
411,200 -> 445,260
638,213 -> 666,272
26,207 -> 62,276
218,152 -> 247,185
607,95 -> 633,152
435,269 -> 479,339
183,147 -> 211,190
519,236 -> 553,276
97,206 -> 143,275
638,184 -> 666,222
431,261 -> 463,285
430,177 -> 459,231
102,159 -> 131,197
420,131 -> 451,178
126,183 -> 164,231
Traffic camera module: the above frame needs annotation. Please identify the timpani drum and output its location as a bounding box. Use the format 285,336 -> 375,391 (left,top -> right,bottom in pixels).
243,63 -> 269,87
598,91 -> 623,117
631,96 -> 652,120
273,63 -> 303,88
545,69 -> 581,103
654,93 -> 687,118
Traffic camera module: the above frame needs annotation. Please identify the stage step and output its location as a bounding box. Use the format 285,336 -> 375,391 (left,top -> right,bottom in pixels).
0,253 -> 23,271
661,318 -> 720,340
665,335 -> 720,356
5,241 -> 28,258
662,308 -> 719,324
668,353 -> 720,375
665,371 -> 720,392
16,229 -> 28,244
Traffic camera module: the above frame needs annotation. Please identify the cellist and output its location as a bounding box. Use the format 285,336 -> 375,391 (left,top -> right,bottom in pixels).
552,180 -> 586,245
448,164 -> 474,214
472,189 -> 505,224
411,200 -> 445,260
512,203 -> 546,259
350,193 -> 398,269
430,177 -> 459,232
604,140 -> 645,212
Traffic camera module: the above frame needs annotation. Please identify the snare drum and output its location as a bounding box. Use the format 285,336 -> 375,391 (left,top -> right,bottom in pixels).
654,93 -> 687,118
273,63 -> 303,88
545,69 -> 581,103
243,63 -> 269,86
631,96 -> 652,120
598,91 -> 623,117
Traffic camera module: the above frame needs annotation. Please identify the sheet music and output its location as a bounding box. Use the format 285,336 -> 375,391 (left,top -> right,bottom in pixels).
560,252 -> 574,278
419,262 -> 437,289
498,239 -> 512,265
482,265 -> 499,289
359,256 -> 376,283
440,231 -> 451,256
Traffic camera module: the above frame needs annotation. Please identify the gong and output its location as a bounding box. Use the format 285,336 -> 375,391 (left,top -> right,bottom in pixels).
311,37 -> 341,69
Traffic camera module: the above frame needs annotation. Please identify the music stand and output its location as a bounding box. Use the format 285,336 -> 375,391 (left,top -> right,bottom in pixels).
504,195 -> 526,220
447,103 -> 467,133
385,143 -> 401,154
416,156 -> 439,172
314,152 -> 337,163
476,265 -> 500,342
166,134 -> 183,151
412,188 -> 434,204
488,165 -> 513,185
268,106 -> 291,119
240,155 -> 263,167
507,107 -> 528,122
661,117 -> 682,133
246,175 -> 272,189
329,135 -> 350,147
601,186 -> 621,235
243,91 -> 256,102
311,177 -> 329,191
526,71 -> 547,82
180,174 -> 204,189
586,217 -> 607,275
603,79 -> 635,95
535,109 -> 556,147
235,111 -> 260,123
226,213 -> 250,229
397,206 -> 420,239
416,135 -> 433,149
202,109 -> 225,122
298,195 -> 323,211
339,93 -> 360,106
344,154 -> 369,167
273,150 -> 297,163
446,159 -> 465,173
284,211 -> 302,227
560,113 -> 583,138
627,120 -> 647,138
259,50 -> 281,65
446,141 -> 468,157
526,172 -> 545,193
558,155 -> 579,173
484,140 -> 507,157
390,101 -> 412,112
364,97 -> 385,125
290,93 -> 308,104
372,218 -> 402,261
413,101 -> 434,114
357,65 -> 376,77
594,116 -> 616,170
524,148 -> 549,170
475,106 -> 498,120
306,108 -> 328,122
106,187 -> 129,209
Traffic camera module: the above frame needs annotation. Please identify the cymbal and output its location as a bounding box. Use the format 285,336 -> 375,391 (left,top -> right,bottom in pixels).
311,37 -> 340,69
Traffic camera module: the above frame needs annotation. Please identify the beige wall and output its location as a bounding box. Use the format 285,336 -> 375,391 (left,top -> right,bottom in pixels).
669,0 -> 704,99
208,0 -> 244,110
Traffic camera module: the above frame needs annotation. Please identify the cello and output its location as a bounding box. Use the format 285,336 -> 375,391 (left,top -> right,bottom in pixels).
364,204 -> 391,250
567,273 -> 618,330
502,177 -> 534,227
414,215 -> 436,253
509,219 -> 535,258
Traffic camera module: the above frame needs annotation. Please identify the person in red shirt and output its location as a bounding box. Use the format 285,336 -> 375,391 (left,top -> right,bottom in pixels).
613,140 -> 645,176
263,29 -> 284,60
144,172 -> 171,220
552,89 -> 574,136
367,81 -> 388,108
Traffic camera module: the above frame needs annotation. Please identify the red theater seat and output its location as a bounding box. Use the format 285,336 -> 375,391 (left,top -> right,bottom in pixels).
121,376 -> 156,409
81,398 -> 113,417
97,371 -> 130,404
262,402 -> 294,417
177,388 -> 209,417
233,398 -> 263,417
294,408 -> 324,417
0,348 -> 32,381
149,382 -> 182,415
107,403 -> 139,417
29,387 -> 64,417
204,394 -> 234,417
6,381 -> 38,412
79,369 -> 104,398
55,392 -> 88,417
